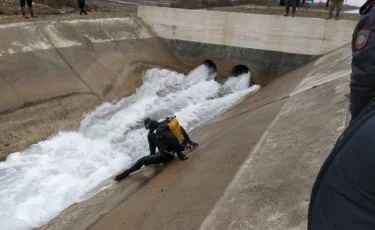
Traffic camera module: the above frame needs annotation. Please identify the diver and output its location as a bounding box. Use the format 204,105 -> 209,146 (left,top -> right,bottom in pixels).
114,116 -> 198,181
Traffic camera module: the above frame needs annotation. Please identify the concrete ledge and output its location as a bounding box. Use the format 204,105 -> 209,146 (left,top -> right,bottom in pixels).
138,6 -> 356,84
164,39 -> 315,85
138,6 -> 357,56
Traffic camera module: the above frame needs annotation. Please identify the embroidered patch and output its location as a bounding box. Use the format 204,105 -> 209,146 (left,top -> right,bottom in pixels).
355,29 -> 370,50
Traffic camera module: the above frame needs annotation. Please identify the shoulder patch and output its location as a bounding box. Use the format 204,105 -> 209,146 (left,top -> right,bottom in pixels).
355,29 -> 370,50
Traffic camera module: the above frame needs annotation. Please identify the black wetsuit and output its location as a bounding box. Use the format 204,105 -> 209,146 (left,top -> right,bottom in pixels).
115,121 -> 188,181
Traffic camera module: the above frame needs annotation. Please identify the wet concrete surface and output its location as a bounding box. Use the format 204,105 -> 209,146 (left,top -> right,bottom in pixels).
199,76 -> 350,230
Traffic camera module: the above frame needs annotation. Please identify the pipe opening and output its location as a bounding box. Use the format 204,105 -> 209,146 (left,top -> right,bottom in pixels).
202,60 -> 217,73
230,65 -> 249,77
230,65 -> 255,86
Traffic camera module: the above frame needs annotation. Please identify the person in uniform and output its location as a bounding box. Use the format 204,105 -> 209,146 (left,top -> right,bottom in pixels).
325,0 -> 330,10
78,0 -> 87,15
348,0 -> 375,121
308,97 -> 375,230
308,3 -> 375,229
284,0 -> 297,17
327,0 -> 344,19
20,0 -> 36,18
114,116 -> 198,181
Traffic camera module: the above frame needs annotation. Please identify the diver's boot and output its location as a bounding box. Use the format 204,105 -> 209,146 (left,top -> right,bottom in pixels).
114,169 -> 131,182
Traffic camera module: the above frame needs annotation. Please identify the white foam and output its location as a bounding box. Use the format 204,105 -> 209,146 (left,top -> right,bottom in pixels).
0,65 -> 260,230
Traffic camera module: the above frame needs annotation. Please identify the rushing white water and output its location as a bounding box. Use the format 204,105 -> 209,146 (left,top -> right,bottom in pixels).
0,65 -> 260,230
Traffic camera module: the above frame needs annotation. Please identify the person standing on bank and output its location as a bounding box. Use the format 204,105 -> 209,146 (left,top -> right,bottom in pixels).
327,0 -> 344,20
284,0 -> 297,17
78,0 -> 87,15
326,0 -> 330,9
308,4 -> 375,222
20,0 -> 36,18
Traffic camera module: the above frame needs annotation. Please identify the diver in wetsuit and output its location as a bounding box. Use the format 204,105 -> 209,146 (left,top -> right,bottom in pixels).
114,117 -> 198,181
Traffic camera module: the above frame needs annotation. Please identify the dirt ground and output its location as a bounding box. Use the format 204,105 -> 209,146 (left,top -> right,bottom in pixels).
207,5 -> 361,21
0,0 -> 360,25
0,0 -> 137,24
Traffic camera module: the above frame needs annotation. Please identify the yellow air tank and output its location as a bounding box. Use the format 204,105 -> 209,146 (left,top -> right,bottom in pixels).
168,117 -> 184,145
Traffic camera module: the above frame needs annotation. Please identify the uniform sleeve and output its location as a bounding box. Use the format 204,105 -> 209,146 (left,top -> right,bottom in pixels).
308,112 -> 375,230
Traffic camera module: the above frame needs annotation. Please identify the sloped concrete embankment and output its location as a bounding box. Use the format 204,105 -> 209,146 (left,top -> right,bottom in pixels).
83,44 -> 352,230
138,6 -> 357,85
0,18 -> 188,160
199,44 -> 352,230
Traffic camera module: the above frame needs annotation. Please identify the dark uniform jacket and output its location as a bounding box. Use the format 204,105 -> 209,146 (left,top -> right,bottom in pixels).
350,1 -> 375,110
308,84 -> 375,229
